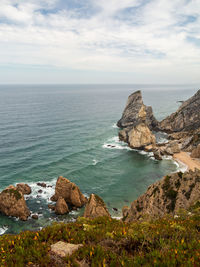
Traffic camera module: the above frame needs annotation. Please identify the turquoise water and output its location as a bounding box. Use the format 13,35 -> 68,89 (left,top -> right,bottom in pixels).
0,84 -> 197,234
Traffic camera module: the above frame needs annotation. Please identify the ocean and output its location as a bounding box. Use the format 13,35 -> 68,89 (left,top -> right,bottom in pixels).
0,84 -> 197,235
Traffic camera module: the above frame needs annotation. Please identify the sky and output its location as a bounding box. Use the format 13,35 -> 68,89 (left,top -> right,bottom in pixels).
0,0 -> 200,84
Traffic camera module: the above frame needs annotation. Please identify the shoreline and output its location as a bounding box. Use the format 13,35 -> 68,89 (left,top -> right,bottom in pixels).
173,151 -> 200,172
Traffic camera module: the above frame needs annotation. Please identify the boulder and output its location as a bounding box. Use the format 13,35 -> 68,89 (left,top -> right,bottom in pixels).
123,169 -> 200,222
0,185 -> 30,221
153,150 -> 162,160
159,89 -> 200,132
51,176 -> 87,208
84,194 -> 110,218
48,204 -> 55,211
51,241 -> 83,258
55,197 -> 69,215
32,214 -> 38,220
191,144 -> 200,158
37,182 -> 47,188
117,90 -> 158,130
128,123 -> 156,149
16,183 -> 32,195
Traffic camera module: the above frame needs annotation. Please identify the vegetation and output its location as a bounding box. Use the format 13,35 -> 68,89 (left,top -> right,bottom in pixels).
2,189 -> 22,200
0,207 -> 200,266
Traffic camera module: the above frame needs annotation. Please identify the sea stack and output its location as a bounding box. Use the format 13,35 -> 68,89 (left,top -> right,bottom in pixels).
50,176 -> 87,213
117,90 -> 157,149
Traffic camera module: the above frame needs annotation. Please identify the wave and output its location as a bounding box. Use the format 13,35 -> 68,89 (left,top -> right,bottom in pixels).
102,136 -> 132,151
92,159 -> 98,165
21,181 -> 56,203
112,123 -> 118,129
173,159 -> 188,173
0,226 -> 8,235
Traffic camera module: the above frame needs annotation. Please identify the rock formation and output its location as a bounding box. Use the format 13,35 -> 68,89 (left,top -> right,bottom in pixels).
123,169 -> 200,222
51,176 -> 87,211
117,89 -> 200,159
191,144 -> 200,158
0,185 -> 30,221
128,123 -> 156,149
117,91 -> 157,150
55,197 -> 69,215
51,241 -> 83,258
16,183 -> 32,195
117,90 -> 158,130
84,194 -> 110,218
159,89 -> 200,133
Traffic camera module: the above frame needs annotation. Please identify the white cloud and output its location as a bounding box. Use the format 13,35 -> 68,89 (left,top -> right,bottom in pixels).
0,0 -> 200,83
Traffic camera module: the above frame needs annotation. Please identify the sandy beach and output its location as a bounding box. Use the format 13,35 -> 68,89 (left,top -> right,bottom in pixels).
173,151 -> 200,171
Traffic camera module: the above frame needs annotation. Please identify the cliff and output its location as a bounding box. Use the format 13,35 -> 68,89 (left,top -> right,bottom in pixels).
123,169 -> 200,222
160,89 -> 200,132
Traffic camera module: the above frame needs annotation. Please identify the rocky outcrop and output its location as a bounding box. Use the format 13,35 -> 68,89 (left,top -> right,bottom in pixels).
128,123 -> 156,149
16,183 -> 32,195
51,176 -> 87,209
117,90 -> 158,130
123,169 -> 200,222
0,185 -> 30,221
51,241 -> 83,258
84,194 -> 110,218
159,90 -> 200,133
191,144 -> 200,158
55,197 -> 69,215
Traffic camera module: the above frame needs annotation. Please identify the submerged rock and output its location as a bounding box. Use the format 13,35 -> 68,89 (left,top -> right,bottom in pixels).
16,183 -> 32,195
159,89 -> 200,132
84,194 -> 110,218
123,169 -> 200,222
117,90 -> 158,130
0,185 -> 30,221
51,176 -> 87,208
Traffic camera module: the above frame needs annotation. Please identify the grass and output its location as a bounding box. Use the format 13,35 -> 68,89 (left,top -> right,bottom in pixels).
0,207 -> 200,266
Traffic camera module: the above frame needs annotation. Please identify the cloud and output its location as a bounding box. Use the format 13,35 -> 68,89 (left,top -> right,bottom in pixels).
0,0 -> 200,83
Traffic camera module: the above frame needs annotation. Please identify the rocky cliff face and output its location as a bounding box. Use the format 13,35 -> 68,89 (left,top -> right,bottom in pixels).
123,169 -> 200,222
159,90 -> 200,133
117,90 -> 158,130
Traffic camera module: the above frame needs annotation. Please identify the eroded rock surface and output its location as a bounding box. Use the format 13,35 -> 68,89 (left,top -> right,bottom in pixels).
0,185 -> 30,220
84,194 -> 110,218
117,90 -> 158,130
191,144 -> 200,158
128,123 -> 156,149
16,183 -> 32,195
51,176 -> 87,209
55,197 -> 69,215
123,169 -> 200,222
51,241 -> 83,258
159,90 -> 200,133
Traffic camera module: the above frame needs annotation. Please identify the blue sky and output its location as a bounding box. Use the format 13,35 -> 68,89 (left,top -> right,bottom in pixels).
0,0 -> 200,84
